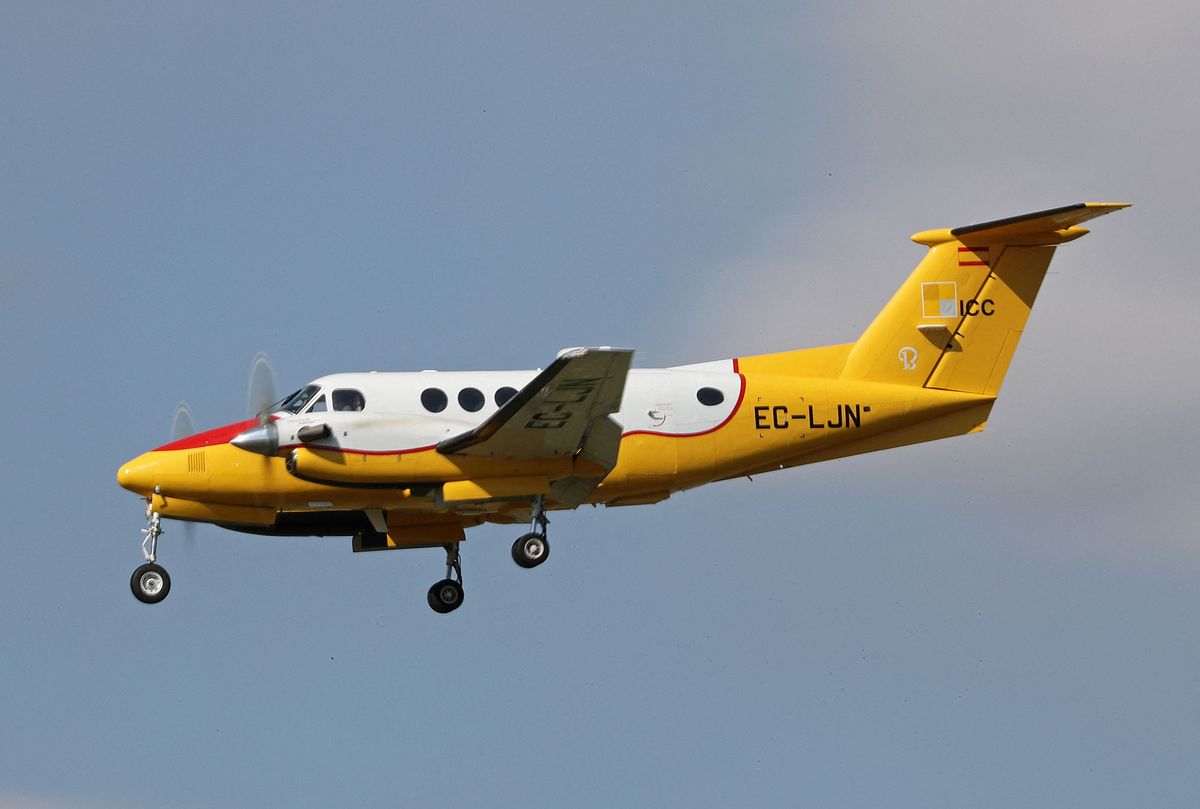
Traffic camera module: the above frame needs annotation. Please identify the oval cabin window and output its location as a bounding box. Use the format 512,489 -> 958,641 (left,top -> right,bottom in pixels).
697,387 -> 724,406
458,387 -> 485,412
495,386 -> 518,406
421,388 -> 448,413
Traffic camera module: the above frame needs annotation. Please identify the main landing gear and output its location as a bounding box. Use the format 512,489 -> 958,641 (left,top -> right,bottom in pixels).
427,542 -> 464,614
511,495 -> 550,569
131,507 -> 171,604
425,497 -> 551,614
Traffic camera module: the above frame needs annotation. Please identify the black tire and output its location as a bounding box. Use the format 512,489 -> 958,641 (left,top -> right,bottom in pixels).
130,563 -> 171,604
511,532 -> 549,569
427,578 -> 464,613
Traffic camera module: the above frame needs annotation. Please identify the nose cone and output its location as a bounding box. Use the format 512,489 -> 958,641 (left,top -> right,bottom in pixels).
230,422 -> 279,456
117,453 -> 159,496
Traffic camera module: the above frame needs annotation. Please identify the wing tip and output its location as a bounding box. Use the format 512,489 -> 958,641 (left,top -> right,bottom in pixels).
556,346 -> 635,359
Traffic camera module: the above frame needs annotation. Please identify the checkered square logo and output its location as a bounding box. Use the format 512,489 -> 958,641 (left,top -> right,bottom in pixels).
922,281 -> 958,318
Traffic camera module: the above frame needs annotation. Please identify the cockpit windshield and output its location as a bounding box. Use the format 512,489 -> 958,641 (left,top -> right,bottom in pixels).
279,385 -> 321,414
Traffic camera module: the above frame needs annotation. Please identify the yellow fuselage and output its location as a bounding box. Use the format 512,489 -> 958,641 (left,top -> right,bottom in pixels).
117,346 -> 993,532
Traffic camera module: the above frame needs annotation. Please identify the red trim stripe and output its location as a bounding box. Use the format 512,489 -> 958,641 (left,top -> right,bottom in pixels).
278,442 -> 438,457
153,418 -> 261,452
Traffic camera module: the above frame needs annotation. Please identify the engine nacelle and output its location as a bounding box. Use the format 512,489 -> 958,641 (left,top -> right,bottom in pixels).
286,445 -> 572,487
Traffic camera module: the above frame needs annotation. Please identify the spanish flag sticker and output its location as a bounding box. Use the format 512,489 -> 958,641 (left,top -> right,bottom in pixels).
958,246 -> 990,267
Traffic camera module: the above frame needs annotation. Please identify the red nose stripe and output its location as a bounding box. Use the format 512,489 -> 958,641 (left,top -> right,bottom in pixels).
154,418 -> 261,451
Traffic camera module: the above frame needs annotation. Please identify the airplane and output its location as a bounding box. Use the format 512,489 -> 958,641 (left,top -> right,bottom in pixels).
117,202 -> 1128,613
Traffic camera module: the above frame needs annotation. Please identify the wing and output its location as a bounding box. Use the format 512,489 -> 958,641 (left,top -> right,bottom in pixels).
436,347 -> 634,459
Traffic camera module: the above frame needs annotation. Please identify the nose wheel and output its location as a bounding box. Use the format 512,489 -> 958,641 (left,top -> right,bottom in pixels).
131,562 -> 171,603
428,542 -> 464,614
130,507 -> 172,604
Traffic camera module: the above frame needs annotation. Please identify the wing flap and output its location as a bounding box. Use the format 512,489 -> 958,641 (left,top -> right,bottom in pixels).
437,347 -> 633,459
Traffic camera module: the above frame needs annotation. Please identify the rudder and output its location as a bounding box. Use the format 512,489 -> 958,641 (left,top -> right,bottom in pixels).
924,244 -> 1054,395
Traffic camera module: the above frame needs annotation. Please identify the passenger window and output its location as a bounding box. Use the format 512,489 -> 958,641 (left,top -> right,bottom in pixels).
309,395 -> 327,413
421,388 -> 448,413
697,387 -> 725,406
332,389 -> 366,412
458,387 -> 485,412
495,386 -> 518,406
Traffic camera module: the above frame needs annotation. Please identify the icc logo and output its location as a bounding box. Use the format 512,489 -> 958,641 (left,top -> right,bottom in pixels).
898,346 -> 918,370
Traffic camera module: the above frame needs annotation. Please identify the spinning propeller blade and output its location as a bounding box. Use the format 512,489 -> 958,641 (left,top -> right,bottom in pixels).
161,353 -> 276,544
170,401 -> 197,441
167,402 -> 199,543
247,352 -> 278,424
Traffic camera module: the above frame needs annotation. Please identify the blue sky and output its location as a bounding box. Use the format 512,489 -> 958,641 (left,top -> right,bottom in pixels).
2,2 -> 1197,807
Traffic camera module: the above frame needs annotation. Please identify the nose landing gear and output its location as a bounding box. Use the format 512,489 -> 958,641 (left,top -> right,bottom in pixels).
131,507 -> 172,604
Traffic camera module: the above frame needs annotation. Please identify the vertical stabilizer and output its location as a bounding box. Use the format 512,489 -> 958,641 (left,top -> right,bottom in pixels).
839,202 -> 1129,395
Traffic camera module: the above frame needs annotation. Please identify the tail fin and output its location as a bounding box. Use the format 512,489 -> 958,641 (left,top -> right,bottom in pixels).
840,202 -> 1129,394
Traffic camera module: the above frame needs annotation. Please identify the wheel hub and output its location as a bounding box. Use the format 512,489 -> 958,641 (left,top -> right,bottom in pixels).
140,571 -> 163,595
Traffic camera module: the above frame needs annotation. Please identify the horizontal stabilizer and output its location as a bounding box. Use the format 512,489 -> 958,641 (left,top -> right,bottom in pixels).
949,202 -> 1129,242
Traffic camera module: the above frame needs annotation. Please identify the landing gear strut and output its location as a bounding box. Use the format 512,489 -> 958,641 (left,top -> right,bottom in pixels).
512,495 -> 550,569
131,506 -> 171,604
427,542 -> 464,614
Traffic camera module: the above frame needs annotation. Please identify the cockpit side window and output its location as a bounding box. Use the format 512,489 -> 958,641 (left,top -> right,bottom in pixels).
332,389 -> 366,412
280,385 -> 320,414
309,395 -> 327,413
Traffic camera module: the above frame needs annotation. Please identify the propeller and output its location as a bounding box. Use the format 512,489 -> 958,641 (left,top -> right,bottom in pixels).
168,401 -> 199,544
247,352 -> 278,423
171,401 -> 197,441
164,353 -> 279,545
